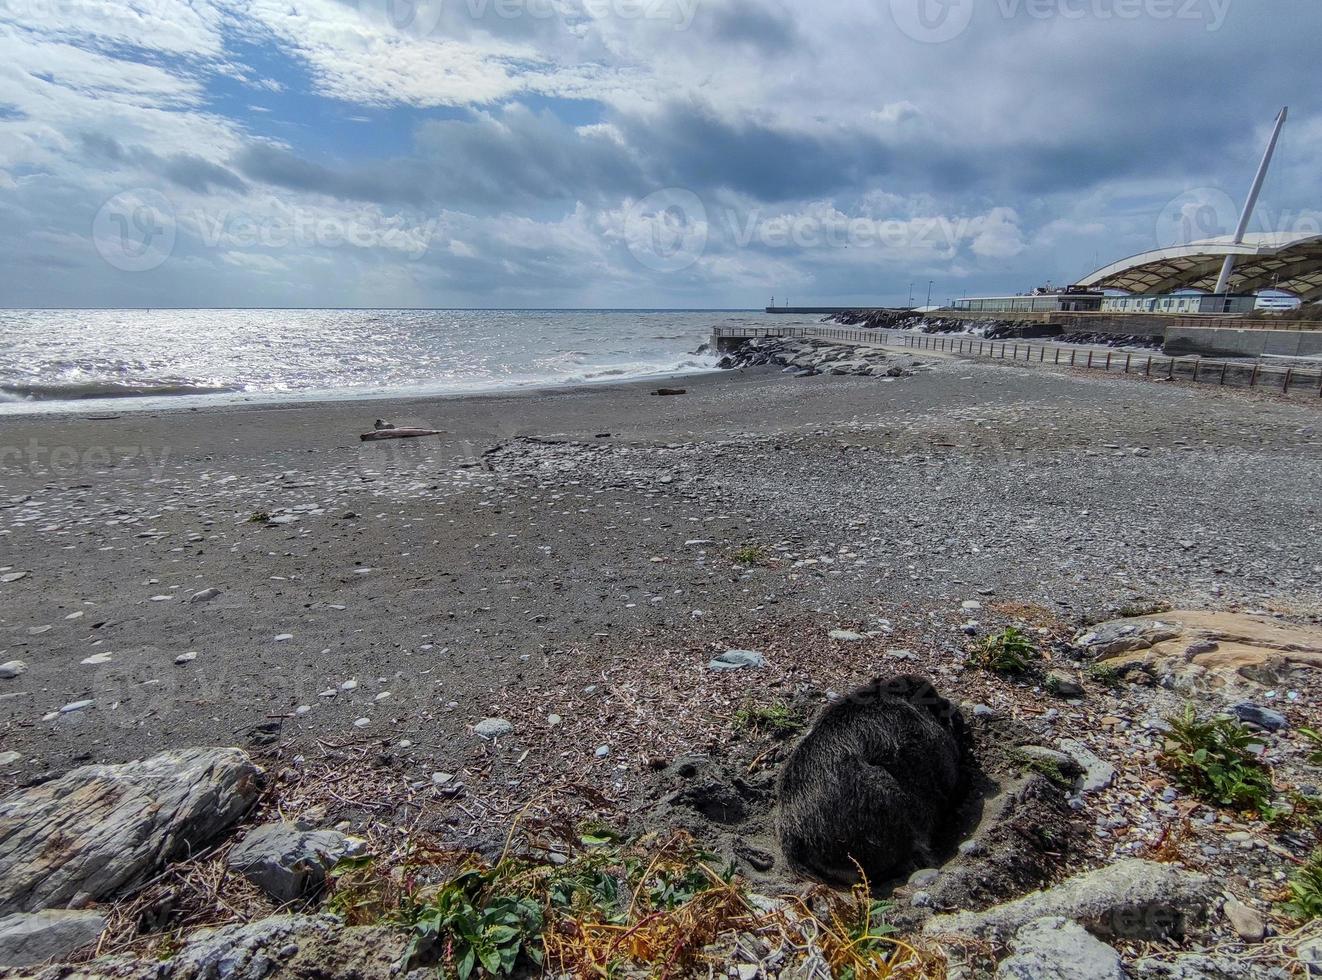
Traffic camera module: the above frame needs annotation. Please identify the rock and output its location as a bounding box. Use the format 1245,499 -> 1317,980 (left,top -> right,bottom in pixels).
1,573 -> 28,584
473,717 -> 513,738
1133,951 -> 1288,979
707,649 -> 766,671
995,917 -> 1124,980
0,753 -> 20,768
594,745 -> 610,759
1045,671 -> 1085,699
972,704 -> 995,719
908,868 -> 940,887
1300,937 -> 1322,978
1057,738 -> 1116,793
0,747 -> 260,913
925,859 -> 1216,942
189,587 -> 221,603
162,914 -> 339,978
0,661 -> 26,680
1013,746 -> 1084,787
828,629 -> 866,642
226,823 -> 364,904
0,909 -> 107,967
174,652 -> 198,665
1221,897 -> 1265,942
1230,703 -> 1288,732
430,772 -> 454,787
1077,611 -> 1322,682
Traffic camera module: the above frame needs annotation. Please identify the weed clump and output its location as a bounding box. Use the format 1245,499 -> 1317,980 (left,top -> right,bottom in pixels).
731,544 -> 771,566
1159,706 -> 1275,814
967,626 -> 1039,675
1284,849 -> 1322,922
732,699 -> 804,738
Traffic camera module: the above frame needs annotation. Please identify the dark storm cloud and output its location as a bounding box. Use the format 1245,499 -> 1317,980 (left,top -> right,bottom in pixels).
234,143 -> 429,206
80,133 -> 246,194
234,106 -> 644,210
706,0 -> 799,53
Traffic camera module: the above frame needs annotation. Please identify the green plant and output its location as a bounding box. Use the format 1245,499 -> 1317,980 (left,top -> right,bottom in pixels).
412,868 -> 544,979
248,510 -> 271,523
967,626 -> 1039,674
1284,849 -> 1322,922
1085,660 -> 1125,687
1160,706 -> 1276,814
731,544 -> 771,566
732,700 -> 804,738
1300,727 -> 1322,766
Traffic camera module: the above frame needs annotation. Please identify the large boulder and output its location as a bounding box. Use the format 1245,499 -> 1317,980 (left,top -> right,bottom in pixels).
0,909 -> 106,967
925,859 -> 1216,942
0,748 -> 260,914
995,917 -> 1124,980
226,823 -> 364,904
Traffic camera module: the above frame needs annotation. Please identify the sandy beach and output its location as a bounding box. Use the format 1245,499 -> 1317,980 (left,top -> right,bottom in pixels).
2,350 -> 1322,973
2,354 -> 1319,778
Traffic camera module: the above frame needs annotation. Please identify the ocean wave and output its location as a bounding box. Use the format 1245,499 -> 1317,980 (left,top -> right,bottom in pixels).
0,380 -> 241,401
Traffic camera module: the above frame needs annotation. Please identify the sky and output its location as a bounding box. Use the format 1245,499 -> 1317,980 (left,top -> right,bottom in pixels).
0,0 -> 1319,309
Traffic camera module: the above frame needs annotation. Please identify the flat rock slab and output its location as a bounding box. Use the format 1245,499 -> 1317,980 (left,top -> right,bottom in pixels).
0,909 -> 106,967
1075,610 -> 1322,681
0,748 -> 260,914
226,823 -> 364,904
925,859 -> 1215,943
995,916 -> 1124,980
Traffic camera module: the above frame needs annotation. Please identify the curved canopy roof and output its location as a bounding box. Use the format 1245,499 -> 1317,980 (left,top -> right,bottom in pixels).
1076,232 -> 1322,300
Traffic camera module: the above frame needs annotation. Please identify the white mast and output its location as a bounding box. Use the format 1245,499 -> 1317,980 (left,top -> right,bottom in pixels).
1212,106 -> 1288,297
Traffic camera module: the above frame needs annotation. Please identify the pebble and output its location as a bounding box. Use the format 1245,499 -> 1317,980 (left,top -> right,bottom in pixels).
547,714 -> 562,726
1,660 -> 29,679
60,699 -> 94,713
431,772 -> 454,786
373,691 -> 391,702
274,634 -> 293,642
828,629 -> 866,641
594,745 -> 610,758
474,717 -> 514,739
708,649 -> 766,671
340,680 -> 358,691
353,717 -> 370,728
1222,897 -> 1266,942
972,704 -> 994,719
189,587 -> 221,603
174,652 -> 198,664
80,653 -> 113,665
1231,702 -> 1288,732
0,751 -> 21,766
295,705 -> 311,716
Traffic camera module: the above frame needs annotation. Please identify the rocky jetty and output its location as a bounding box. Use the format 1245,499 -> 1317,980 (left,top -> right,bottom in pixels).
717,335 -> 923,377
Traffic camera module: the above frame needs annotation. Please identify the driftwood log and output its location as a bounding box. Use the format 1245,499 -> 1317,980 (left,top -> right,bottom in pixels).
358,428 -> 444,441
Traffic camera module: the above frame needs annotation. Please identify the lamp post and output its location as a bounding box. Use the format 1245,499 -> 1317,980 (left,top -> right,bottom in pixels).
926,280 -> 933,308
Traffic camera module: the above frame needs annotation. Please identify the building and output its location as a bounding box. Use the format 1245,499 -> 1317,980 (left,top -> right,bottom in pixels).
1100,293 -> 1256,315
1075,232 -> 1322,302
951,289 -> 1103,314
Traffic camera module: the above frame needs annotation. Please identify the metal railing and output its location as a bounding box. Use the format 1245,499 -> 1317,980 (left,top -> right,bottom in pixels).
711,326 -> 1322,396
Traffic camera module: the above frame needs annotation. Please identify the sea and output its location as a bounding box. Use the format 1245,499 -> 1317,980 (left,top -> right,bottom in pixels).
0,308 -> 828,416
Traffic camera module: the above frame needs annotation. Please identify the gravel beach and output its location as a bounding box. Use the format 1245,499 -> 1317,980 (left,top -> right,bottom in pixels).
1,354 -> 1319,782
